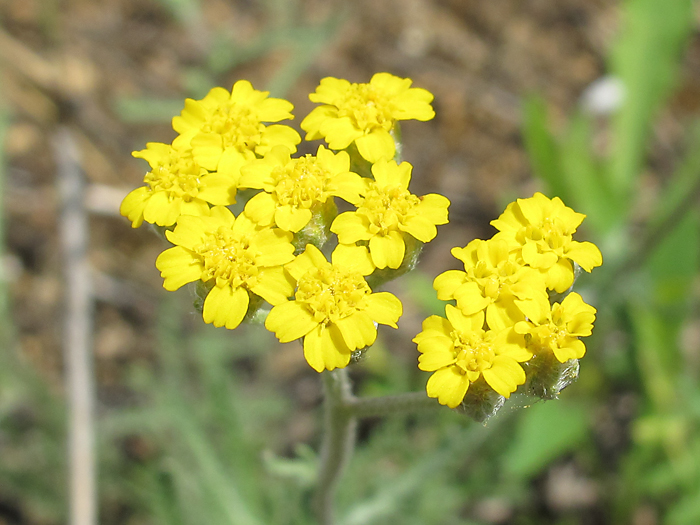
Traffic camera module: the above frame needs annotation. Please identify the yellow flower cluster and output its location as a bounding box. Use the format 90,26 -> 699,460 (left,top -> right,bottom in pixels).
415,193 -> 602,409
121,74 -> 448,372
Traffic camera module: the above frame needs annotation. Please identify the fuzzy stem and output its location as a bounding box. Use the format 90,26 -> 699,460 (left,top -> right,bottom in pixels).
346,392 -> 440,418
313,369 -> 357,525
313,369 -> 444,524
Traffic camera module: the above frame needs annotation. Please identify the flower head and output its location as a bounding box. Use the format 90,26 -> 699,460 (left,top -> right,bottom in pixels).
301,73 -> 435,163
120,142 -> 236,228
156,206 -> 295,329
172,80 -> 301,181
238,145 -> 364,232
514,292 -> 596,363
490,192 -> 603,292
331,159 -> 449,270
265,244 -> 402,372
433,238 -> 547,330
414,305 -> 531,408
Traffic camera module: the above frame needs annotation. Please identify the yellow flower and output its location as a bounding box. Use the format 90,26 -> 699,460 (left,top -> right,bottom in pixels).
330,159 -> 450,270
265,244 -> 402,372
414,305 -> 531,408
433,238 -> 547,330
238,145 -> 365,232
514,292 -> 596,363
120,142 -> 236,228
491,192 -> 603,293
172,80 -> 301,181
301,73 -> 435,163
156,206 -> 295,329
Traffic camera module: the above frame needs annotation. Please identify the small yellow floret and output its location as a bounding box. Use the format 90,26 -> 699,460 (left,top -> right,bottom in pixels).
239,145 -> 364,232
265,244 -> 402,372
514,292 -> 597,363
301,73 -> 435,163
491,192 -> 603,293
172,80 -> 300,181
120,142 -> 236,228
331,159 -> 449,270
156,206 -> 295,329
414,305 -> 531,408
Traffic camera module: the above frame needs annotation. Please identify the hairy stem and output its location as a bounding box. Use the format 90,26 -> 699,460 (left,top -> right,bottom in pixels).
313,369 -> 357,525
313,371 -> 443,524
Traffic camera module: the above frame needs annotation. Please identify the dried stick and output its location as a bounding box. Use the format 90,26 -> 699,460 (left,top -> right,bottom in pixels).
54,127 -> 97,525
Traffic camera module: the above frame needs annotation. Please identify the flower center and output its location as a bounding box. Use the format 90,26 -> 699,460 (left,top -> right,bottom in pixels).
533,323 -> 567,350
193,227 -> 259,287
204,103 -> 262,153
296,265 -> 370,324
453,332 -> 495,374
358,183 -> 420,234
271,156 -> 329,209
470,260 -> 519,300
144,151 -> 202,202
336,83 -> 394,132
520,217 -> 570,252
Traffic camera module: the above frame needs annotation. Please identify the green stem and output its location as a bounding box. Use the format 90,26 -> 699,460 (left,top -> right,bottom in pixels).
313,370 -> 444,524
346,392 -> 440,418
313,369 -> 357,525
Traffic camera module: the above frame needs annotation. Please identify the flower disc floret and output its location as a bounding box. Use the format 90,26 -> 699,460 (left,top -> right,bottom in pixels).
265,244 -> 402,372
331,159 -> 449,269
491,192 -> 603,292
514,292 -> 596,363
301,73 -> 435,163
120,142 -> 236,227
156,206 -> 295,330
239,145 -> 364,232
414,305 -> 531,408
172,80 -> 301,181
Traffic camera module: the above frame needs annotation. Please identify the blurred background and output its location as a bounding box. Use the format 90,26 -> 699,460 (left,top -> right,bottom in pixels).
1,0 -> 700,523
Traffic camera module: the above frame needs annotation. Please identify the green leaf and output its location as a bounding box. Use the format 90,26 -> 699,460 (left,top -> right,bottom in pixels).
608,0 -> 694,200
502,400 -> 589,479
521,96 -> 565,198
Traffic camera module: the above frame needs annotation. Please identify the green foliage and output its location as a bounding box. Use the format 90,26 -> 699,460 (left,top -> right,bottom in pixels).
522,0 -> 700,522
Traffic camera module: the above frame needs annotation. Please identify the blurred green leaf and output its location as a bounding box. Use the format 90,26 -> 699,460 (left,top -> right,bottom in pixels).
521,96 -> 565,198
608,0 -> 694,202
502,400 -> 589,479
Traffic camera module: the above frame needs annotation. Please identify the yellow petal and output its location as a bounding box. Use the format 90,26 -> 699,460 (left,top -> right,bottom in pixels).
369,231 -> 405,269
120,187 -> 150,228
275,205 -> 312,232
156,246 -> 203,291
426,367 -> 470,408
335,311 -> 377,350
303,324 -> 351,372
355,129 -> 395,163
265,301 -> 317,342
191,133 -> 224,171
202,285 -> 249,329
250,267 -> 295,305
331,244 -> 375,275
331,212 -> 371,243
363,292 -> 402,328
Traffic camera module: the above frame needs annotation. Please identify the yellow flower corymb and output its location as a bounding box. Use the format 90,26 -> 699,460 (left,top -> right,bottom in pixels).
433,238 -> 547,331
414,305 -> 531,408
172,80 -> 301,182
514,292 -> 597,363
238,145 -> 364,232
265,244 -> 402,372
156,206 -> 295,329
301,73 -> 435,163
331,159 -> 450,270
120,142 -> 236,228
491,192 -> 603,293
